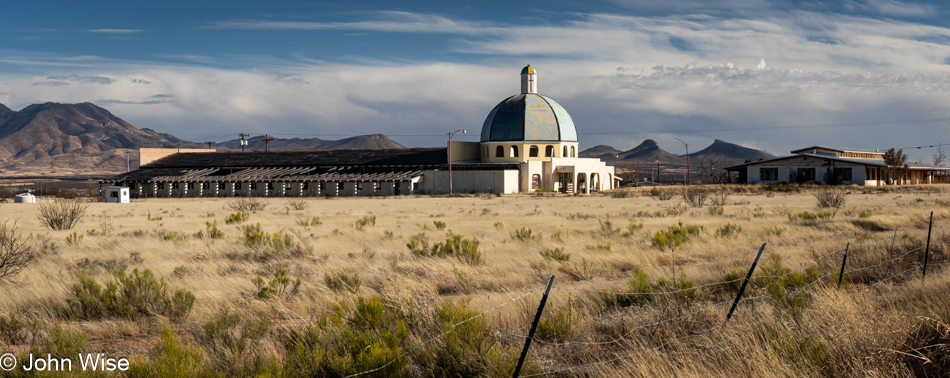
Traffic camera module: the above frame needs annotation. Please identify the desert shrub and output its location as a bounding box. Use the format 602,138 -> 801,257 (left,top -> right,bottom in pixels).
355,215 -> 376,231
324,271 -> 361,293
652,222 -> 702,252
708,205 -> 724,216
286,198 -> 309,211
408,233 -> 482,265
716,223 -> 742,238
283,296 -> 409,377
765,226 -> 786,236
756,253 -> 819,319
0,312 -> 26,345
128,326 -> 204,378
66,268 -> 195,322
609,189 -> 631,198
157,230 -> 186,241
682,186 -> 709,207
225,210 -> 250,224
815,187 -> 847,208
201,306 -> 270,375
539,247 -> 570,262
788,210 -> 835,224
37,199 -> 89,230
253,268 -> 302,299
512,227 -> 540,241
205,220 -> 225,239
38,323 -> 88,358
147,212 -> 162,221
295,217 -> 321,226
605,268 -> 699,307
493,221 -> 503,229
599,219 -> 620,237
433,220 -> 446,230
0,220 -> 35,280
937,199 -> 950,207
709,191 -> 729,206
858,210 -> 872,218
227,197 -> 268,212
421,298 -> 535,377
535,310 -> 571,342
241,224 -> 305,260
590,243 -> 612,252
656,189 -> 675,201
550,231 -> 562,242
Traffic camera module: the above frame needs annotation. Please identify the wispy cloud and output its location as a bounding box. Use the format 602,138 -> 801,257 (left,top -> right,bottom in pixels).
207,11 -> 489,34
845,0 -> 937,18
88,28 -> 143,34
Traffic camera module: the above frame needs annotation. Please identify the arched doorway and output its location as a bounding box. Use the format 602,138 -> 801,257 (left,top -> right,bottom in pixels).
577,173 -> 587,194
591,173 -> 600,192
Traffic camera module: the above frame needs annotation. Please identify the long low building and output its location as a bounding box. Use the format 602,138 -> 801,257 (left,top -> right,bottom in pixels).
726,146 -> 949,185
102,65 -> 617,197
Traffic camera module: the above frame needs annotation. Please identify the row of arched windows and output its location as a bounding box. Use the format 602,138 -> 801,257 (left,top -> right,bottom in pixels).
483,145 -> 575,158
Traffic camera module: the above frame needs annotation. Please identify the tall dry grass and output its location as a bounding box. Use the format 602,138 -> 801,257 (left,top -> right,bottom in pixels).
0,186 -> 947,376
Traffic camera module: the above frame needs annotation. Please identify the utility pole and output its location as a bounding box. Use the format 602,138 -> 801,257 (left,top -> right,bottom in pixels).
239,133 -> 249,151
206,141 -> 213,149
262,134 -> 274,152
675,138 -> 691,185
656,158 -> 660,184
447,129 -> 466,195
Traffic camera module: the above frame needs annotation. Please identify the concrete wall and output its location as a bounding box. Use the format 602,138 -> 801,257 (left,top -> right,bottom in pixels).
420,170 -> 519,194
744,157 -> 867,184
449,141 -> 480,163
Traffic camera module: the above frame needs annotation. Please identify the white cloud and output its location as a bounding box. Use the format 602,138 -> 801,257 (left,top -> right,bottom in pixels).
845,0 -> 937,18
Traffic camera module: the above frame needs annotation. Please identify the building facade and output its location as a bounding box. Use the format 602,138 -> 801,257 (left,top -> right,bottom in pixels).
103,66 -> 616,197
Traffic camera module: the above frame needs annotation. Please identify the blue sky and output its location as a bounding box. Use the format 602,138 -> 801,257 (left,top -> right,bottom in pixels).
2,0 -> 950,162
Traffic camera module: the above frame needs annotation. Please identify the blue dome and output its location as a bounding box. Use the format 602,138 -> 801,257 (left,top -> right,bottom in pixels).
480,94 -> 578,142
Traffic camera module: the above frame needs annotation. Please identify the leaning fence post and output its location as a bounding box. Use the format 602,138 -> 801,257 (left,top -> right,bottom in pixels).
513,275 -> 555,378
838,243 -> 850,288
923,211 -> 933,280
727,243 -> 766,321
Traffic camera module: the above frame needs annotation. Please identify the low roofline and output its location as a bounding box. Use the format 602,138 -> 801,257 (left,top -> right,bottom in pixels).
789,146 -> 883,155
726,153 -> 950,171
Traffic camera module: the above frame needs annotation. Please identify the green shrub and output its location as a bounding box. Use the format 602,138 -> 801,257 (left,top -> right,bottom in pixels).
757,253 -> 819,320
624,219 -> 644,236
723,269 -> 746,293
539,247 -> 570,262
284,296 -> 409,377
765,226 -> 786,236
295,216 -> 322,226
355,215 -> 376,231
66,231 -> 83,245
66,268 -> 195,322
599,219 -> 620,237
433,220 -> 446,230
512,227 -> 540,241
0,312 -> 26,345
550,231 -> 562,242
858,210 -> 872,218
787,210 -> 835,224
652,222 -> 702,252
205,220 -> 225,239
147,212 -> 162,221
157,230 -> 186,241
324,271 -> 361,293
241,223 -> 305,260
708,205 -> 724,216
590,243 -> 611,252
408,233 -> 482,265
535,310 -> 570,343
493,221 -> 504,229
128,326 -> 204,378
201,306 -> 270,375
225,210 -> 250,224
716,223 -> 742,238
936,199 -> 950,207
253,268 -> 302,299
606,268 -> 700,308
38,323 -> 88,358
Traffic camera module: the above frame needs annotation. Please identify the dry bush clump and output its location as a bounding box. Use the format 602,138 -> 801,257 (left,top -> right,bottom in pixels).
226,197 -> 268,212
682,186 -> 709,208
37,199 -> 88,230
0,220 -> 34,280
815,187 -> 848,208
286,198 -> 309,211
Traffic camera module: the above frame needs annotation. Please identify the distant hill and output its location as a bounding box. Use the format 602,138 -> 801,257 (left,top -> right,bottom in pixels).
690,139 -> 774,162
215,133 -> 404,151
0,102 -> 408,176
616,139 -> 686,165
579,145 -> 623,161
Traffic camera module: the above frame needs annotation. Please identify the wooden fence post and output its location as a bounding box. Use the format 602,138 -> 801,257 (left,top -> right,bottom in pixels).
727,243 -> 766,321
838,243 -> 850,288
513,275 -> 555,378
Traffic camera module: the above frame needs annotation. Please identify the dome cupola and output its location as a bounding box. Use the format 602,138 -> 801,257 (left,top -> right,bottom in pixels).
480,65 -> 578,143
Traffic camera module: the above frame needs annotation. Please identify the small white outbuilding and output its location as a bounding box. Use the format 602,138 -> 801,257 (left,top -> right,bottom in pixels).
105,186 -> 130,203
14,192 -> 36,203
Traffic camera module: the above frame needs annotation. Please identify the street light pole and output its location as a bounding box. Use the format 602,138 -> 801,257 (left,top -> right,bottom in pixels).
447,129 -> 466,195
675,138 -> 690,185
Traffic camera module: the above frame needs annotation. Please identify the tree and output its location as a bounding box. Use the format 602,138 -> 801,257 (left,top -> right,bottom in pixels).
933,145 -> 947,167
696,154 -> 736,184
882,148 -> 909,185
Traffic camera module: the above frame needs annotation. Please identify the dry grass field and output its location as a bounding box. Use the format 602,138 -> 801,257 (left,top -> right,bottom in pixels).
1,185 -> 949,377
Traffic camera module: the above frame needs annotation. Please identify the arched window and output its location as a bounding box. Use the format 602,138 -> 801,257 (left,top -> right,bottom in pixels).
570,146 -> 576,157
529,145 -> 539,157
495,145 -> 504,157
510,145 -> 519,158
545,145 -> 554,157
563,146 -> 568,157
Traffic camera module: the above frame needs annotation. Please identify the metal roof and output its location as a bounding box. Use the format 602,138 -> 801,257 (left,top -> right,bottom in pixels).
726,153 -> 950,171
480,94 -> 577,142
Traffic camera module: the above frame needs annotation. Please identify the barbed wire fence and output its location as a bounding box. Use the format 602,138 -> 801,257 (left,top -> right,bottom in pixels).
340,211 -> 946,377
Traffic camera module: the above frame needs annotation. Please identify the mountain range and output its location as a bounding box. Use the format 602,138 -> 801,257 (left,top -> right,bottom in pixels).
0,101 -> 774,177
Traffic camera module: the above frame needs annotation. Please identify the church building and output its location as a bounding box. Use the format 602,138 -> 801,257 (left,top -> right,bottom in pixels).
103,66 -> 616,197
